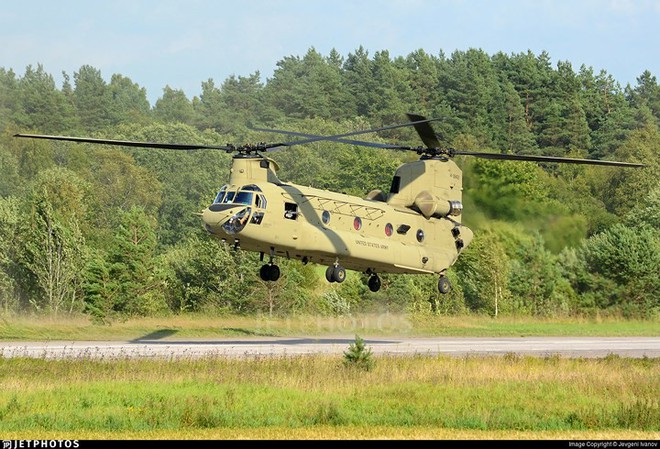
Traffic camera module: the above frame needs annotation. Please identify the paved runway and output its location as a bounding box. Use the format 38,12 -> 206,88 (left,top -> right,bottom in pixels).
1,336 -> 659,359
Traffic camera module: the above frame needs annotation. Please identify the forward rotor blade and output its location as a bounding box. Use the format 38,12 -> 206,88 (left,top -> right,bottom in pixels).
454,150 -> 646,167
14,133 -> 235,151
15,117 -> 438,153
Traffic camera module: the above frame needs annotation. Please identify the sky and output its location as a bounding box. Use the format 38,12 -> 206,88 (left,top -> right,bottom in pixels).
2,0 -> 660,106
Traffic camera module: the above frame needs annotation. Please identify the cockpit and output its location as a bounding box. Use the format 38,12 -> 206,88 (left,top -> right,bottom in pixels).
214,184 -> 267,208
211,184 -> 267,234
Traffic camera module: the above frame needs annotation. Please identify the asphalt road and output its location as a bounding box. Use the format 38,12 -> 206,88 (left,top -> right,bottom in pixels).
1,336 -> 659,359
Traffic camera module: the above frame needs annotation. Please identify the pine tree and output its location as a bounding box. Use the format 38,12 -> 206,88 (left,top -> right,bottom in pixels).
343,335 -> 374,371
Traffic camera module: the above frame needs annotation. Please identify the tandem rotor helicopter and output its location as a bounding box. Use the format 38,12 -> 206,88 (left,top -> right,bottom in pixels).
15,113 -> 645,294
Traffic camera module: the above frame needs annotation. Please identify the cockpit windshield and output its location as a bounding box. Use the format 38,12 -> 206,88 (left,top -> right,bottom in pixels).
222,191 -> 236,203
234,191 -> 254,206
214,185 -> 261,206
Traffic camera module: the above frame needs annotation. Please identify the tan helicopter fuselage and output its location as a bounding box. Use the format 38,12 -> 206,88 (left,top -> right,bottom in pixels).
201,155 -> 473,275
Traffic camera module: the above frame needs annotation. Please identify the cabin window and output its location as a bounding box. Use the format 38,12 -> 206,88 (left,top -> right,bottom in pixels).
353,217 -> 362,231
322,210 -> 330,225
397,224 -> 410,235
284,202 -> 298,220
390,176 -> 401,194
416,229 -> 425,242
385,223 -> 393,237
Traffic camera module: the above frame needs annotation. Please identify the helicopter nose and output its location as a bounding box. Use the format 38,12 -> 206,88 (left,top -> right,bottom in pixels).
202,204 -> 251,235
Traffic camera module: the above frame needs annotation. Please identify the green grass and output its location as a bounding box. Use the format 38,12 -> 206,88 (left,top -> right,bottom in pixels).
0,354 -> 658,439
1,313 -> 658,341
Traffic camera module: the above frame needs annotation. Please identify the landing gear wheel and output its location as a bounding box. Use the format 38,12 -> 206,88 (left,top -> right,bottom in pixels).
326,265 -> 346,283
333,266 -> 346,283
260,264 -> 280,282
268,264 -> 281,281
325,265 -> 336,283
437,275 -> 451,294
368,274 -> 381,292
260,264 -> 270,281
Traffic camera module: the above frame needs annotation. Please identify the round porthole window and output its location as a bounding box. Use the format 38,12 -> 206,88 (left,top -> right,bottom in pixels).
385,223 -> 393,237
353,217 -> 362,231
322,210 -> 330,224
416,229 -> 425,242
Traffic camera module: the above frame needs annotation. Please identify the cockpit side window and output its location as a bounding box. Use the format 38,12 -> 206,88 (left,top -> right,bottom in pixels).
256,194 -> 267,209
213,185 -> 228,204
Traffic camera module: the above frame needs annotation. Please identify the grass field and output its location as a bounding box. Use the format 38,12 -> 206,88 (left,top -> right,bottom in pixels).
1,313 -> 658,440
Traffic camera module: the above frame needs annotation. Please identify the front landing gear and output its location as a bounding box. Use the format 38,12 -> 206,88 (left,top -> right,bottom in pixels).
325,264 -> 346,283
437,274 -> 451,294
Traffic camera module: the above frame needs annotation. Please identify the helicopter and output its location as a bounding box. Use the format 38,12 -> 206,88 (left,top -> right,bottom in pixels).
14,114 -> 645,294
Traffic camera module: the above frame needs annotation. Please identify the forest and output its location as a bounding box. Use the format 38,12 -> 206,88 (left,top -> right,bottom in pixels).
0,46 -> 658,321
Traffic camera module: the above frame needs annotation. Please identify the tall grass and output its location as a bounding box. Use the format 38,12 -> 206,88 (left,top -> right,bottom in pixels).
0,352 -> 658,439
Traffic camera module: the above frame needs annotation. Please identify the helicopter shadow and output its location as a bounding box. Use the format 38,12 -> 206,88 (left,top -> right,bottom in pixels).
130,329 -> 179,342
128,336 -> 399,346
129,327 -> 276,343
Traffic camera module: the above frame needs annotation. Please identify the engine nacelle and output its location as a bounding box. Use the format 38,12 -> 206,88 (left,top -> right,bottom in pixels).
413,190 -> 463,219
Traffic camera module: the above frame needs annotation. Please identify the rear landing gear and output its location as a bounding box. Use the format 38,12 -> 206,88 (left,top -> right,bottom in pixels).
367,274 -> 381,292
260,263 -> 280,281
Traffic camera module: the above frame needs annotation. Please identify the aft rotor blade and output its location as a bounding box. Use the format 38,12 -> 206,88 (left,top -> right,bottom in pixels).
14,134 -> 235,151
454,150 -> 646,167
406,113 -> 442,148
254,118 -> 439,150
249,128 -> 415,151
254,113 -> 443,152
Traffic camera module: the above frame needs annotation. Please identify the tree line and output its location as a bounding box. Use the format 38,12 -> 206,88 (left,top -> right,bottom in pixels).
0,46 -> 658,320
